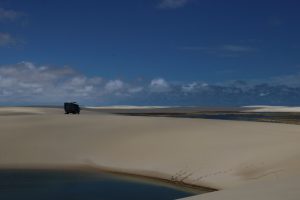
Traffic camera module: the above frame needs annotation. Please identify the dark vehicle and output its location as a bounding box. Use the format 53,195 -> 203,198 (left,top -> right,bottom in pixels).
64,102 -> 80,114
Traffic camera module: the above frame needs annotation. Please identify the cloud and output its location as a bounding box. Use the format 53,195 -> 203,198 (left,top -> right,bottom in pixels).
181,82 -> 208,92
149,78 -> 170,92
158,0 -> 190,9
0,62 -> 101,103
128,86 -> 144,93
1,61 -> 300,106
0,32 -> 16,47
265,73 -> 300,87
182,44 -> 255,53
220,45 -> 255,53
105,80 -> 124,92
0,8 -> 23,22
181,44 -> 256,57
0,62 -> 146,104
180,46 -> 208,51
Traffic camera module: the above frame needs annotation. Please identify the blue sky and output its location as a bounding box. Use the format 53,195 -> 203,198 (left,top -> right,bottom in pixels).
0,0 -> 300,106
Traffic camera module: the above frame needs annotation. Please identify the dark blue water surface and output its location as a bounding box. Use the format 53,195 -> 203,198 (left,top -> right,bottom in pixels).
194,113 -> 272,121
0,170 -> 202,200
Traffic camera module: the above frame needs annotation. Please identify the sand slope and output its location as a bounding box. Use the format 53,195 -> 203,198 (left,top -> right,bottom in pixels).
1,107 -> 300,199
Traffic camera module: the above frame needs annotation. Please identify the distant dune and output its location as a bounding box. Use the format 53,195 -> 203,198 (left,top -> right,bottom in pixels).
87,105 -> 300,112
243,105 -> 300,112
1,107 -> 300,200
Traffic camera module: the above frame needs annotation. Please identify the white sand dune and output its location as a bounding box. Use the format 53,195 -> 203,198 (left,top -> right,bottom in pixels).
243,105 -> 300,112
0,107 -> 300,200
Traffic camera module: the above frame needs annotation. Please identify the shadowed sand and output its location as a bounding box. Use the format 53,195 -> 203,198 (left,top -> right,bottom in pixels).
1,107 -> 300,200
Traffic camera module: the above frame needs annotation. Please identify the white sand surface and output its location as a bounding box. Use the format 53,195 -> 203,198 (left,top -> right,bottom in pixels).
0,107 -> 47,115
0,107 -> 300,200
180,174 -> 300,200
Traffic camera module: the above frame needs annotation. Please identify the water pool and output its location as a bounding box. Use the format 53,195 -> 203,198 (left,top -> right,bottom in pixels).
0,169 -> 206,200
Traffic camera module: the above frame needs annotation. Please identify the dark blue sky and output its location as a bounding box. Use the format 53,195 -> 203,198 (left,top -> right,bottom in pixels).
0,0 -> 300,105
1,0 -> 300,82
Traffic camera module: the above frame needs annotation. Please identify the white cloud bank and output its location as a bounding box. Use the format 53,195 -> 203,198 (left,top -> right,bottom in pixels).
1,61 -> 300,106
0,62 -> 146,104
0,62 -> 96,103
